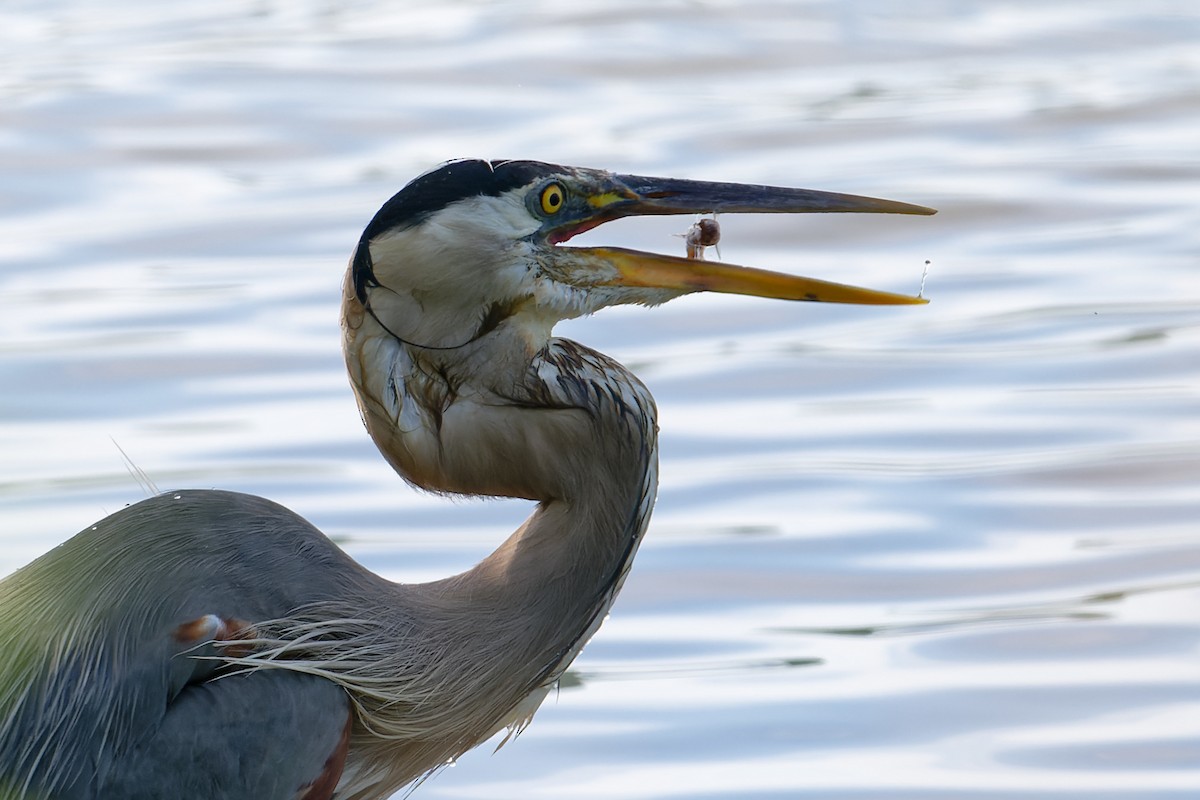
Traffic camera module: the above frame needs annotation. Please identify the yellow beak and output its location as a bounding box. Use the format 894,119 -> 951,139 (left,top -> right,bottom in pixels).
568,246 -> 927,305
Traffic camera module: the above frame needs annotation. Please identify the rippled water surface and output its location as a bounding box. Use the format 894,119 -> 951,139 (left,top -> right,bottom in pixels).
2,2 -> 1199,797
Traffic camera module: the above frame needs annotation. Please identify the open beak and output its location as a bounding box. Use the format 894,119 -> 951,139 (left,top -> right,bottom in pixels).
549,172 -> 935,305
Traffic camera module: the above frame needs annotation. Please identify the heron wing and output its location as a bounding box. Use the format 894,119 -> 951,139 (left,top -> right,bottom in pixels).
0,491 -> 377,799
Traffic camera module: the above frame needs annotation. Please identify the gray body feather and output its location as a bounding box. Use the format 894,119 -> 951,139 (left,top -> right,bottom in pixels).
0,491 -> 360,799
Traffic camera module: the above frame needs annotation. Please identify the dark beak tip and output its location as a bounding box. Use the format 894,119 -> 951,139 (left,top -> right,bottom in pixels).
614,173 -> 938,220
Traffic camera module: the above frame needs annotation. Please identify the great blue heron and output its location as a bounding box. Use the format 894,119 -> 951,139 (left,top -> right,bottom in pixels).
0,159 -> 933,799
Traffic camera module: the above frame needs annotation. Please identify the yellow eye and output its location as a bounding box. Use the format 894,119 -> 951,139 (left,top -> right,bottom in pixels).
539,182 -> 566,215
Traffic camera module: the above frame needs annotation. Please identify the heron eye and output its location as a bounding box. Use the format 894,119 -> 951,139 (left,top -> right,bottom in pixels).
539,182 -> 566,215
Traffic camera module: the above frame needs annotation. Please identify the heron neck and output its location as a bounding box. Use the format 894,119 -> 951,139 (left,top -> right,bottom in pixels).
337,297 -> 660,780
449,447 -> 656,657
408,413 -> 657,749
348,300 -> 657,668
419,332 -> 660,688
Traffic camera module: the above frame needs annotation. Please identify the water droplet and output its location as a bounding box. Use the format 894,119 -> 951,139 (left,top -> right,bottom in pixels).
173,494 -> 182,500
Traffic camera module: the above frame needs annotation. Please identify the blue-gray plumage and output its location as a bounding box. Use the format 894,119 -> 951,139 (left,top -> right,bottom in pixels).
0,159 -> 933,799
1,492 -> 358,799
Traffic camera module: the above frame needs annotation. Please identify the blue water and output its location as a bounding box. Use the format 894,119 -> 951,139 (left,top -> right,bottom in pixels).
2,2 -> 1199,797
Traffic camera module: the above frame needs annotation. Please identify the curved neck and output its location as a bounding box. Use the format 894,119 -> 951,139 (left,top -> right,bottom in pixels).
321,282 -> 665,796
438,408 -> 657,678
428,461 -> 655,715
342,288 -> 659,727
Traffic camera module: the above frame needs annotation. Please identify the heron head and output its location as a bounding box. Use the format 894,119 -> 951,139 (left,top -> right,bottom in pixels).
349,159 -> 934,351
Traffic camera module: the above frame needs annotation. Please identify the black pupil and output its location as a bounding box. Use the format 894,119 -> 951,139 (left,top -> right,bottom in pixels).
547,188 -> 561,207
